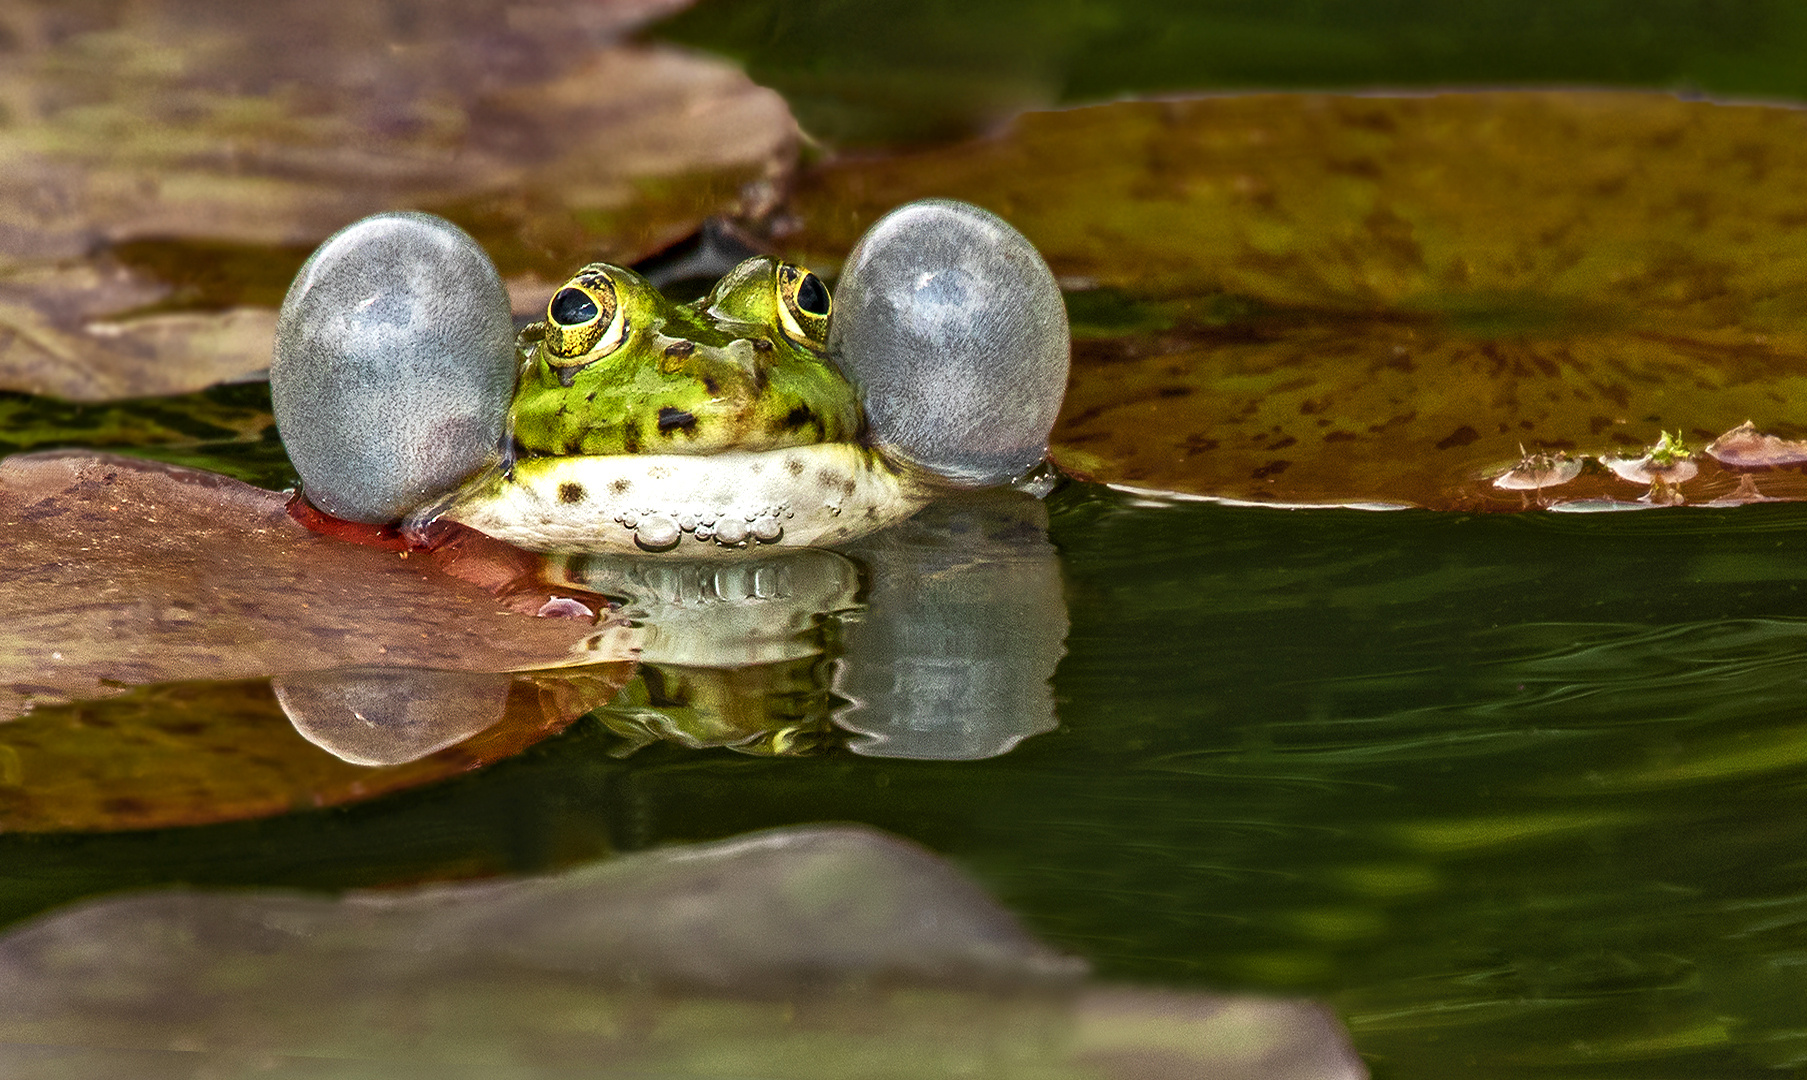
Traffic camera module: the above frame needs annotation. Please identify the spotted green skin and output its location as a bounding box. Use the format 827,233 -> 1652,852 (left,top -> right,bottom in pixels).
510,257 -> 862,460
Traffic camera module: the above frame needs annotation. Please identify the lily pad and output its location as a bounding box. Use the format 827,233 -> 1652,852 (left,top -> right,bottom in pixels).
0,825 -> 1364,1080
0,0 -> 798,400
0,452 -> 634,722
786,92 -> 1807,509
0,669 -> 627,833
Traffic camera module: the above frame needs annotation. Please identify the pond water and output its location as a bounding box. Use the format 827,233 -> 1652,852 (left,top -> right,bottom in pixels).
4,457 -> 1805,1077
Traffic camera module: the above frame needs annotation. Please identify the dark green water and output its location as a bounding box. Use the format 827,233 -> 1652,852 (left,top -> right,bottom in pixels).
7,477 -> 1807,1077
654,0 -> 1807,143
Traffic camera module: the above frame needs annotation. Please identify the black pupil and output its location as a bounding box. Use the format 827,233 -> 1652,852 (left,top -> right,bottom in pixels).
550,287 -> 600,326
796,273 -> 829,316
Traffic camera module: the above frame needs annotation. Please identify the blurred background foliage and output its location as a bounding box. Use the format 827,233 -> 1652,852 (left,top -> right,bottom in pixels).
654,0 -> 1807,143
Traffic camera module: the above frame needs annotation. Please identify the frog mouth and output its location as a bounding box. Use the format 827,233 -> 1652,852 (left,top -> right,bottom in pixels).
435,445 -> 932,555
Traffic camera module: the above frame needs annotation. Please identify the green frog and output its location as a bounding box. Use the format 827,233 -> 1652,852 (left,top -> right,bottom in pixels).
271,201 -> 1070,556
438,256 -> 928,554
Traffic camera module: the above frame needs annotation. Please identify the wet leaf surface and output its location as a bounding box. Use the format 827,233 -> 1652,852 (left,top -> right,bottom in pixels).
786,92 -> 1807,509
0,671 -> 627,833
0,452 -> 633,722
0,0 -> 797,400
0,826 -> 1363,1080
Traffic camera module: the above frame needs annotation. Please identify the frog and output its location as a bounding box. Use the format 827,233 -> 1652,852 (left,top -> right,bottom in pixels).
437,256 -> 928,554
270,199 -> 1071,557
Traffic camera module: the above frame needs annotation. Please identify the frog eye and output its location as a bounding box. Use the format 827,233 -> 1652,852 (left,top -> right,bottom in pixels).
550,287 -> 597,325
796,271 -> 830,315
775,263 -> 831,347
543,273 -> 626,366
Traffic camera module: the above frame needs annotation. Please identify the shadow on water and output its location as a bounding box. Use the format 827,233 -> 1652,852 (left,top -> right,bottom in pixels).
3,478 -> 1807,1074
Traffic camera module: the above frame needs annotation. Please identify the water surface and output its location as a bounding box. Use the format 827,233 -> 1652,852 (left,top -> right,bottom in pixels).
5,480 -> 1805,1077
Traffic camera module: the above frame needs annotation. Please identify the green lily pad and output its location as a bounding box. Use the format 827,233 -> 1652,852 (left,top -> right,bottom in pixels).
786,92 -> 1807,509
0,0 -> 797,400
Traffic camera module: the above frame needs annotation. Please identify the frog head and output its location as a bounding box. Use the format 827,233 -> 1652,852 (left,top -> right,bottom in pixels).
508,257 -> 858,460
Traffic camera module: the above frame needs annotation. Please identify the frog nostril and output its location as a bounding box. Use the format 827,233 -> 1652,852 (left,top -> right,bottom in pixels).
550,287 -> 599,326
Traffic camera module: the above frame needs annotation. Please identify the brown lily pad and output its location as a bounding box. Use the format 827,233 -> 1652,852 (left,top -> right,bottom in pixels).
0,452 -> 634,722
0,825 -> 1364,1079
0,668 -> 628,833
0,0 -> 798,400
786,92 -> 1807,509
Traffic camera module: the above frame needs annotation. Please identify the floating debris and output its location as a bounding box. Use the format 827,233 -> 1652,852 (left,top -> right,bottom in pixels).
1704,420 -> 1807,468
1641,478 -> 1689,506
1607,431 -> 1699,486
1493,446 -> 1584,490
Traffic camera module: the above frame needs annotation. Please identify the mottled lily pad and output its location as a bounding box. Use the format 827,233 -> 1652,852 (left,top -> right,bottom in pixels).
0,669 -> 627,833
0,826 -> 1364,1080
0,0 -> 797,400
787,92 -> 1807,509
0,452 -> 634,722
